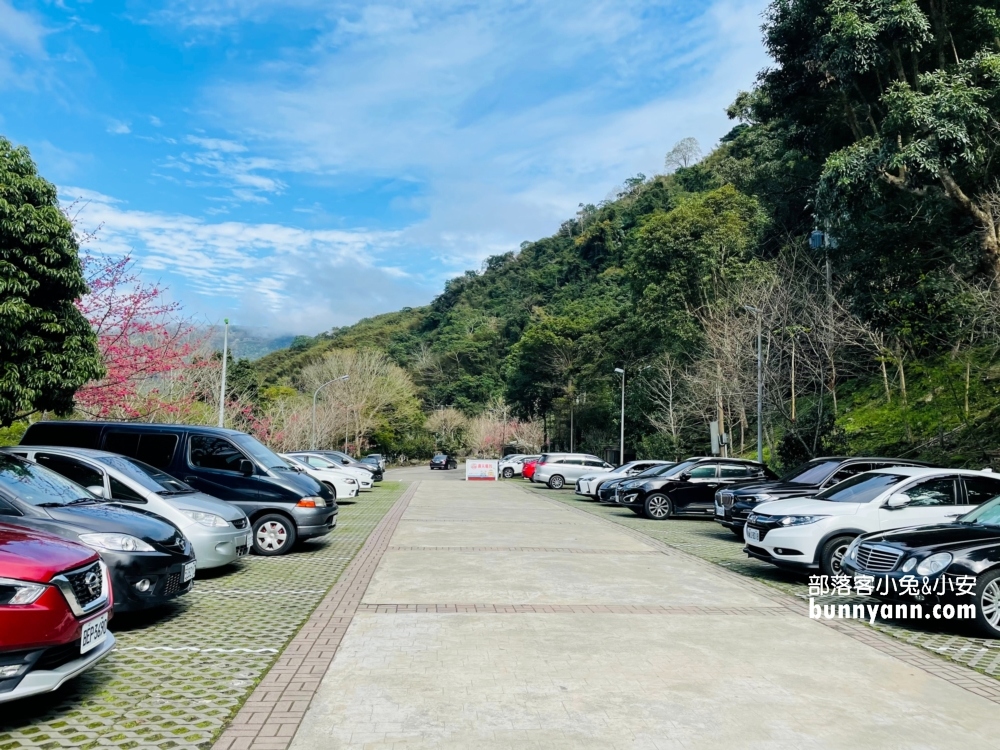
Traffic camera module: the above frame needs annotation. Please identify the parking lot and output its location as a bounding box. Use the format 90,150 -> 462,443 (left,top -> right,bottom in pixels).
0,482 -> 405,750
524,483 -> 1000,680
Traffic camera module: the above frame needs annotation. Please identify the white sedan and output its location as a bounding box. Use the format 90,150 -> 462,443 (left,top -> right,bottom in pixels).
286,452 -> 374,491
281,453 -> 361,500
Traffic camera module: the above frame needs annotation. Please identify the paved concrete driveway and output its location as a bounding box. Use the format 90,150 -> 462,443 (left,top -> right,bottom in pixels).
289,477 -> 1000,749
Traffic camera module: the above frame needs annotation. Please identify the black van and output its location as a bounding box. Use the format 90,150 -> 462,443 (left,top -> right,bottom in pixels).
21,421 -> 337,556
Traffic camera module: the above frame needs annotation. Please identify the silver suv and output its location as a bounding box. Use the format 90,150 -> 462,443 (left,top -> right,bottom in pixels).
533,453 -> 614,489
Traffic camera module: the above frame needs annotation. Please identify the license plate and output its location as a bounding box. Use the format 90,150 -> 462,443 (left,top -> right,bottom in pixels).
716,504 -> 725,517
182,561 -> 196,582
746,527 -> 760,543
80,612 -> 109,654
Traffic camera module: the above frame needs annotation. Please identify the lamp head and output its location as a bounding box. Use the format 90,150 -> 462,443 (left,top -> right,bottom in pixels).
614,368 -> 624,374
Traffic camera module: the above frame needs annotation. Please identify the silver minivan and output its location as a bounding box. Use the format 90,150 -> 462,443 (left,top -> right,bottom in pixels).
5,447 -> 251,570
533,453 -> 614,489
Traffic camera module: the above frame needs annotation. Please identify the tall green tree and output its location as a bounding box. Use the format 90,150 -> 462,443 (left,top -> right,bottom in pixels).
0,137 -> 103,425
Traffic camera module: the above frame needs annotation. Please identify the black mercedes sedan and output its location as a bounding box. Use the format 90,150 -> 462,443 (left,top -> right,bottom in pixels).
430,454 -> 457,470
597,463 -> 680,504
842,477 -> 1000,638
617,457 -> 776,520
714,456 -> 930,538
0,453 -> 196,613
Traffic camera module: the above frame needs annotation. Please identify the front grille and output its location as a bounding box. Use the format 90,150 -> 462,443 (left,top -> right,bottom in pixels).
719,491 -> 735,508
160,535 -> 187,553
34,642 -> 81,672
64,562 -> 103,609
163,573 -> 184,596
232,517 -> 248,530
855,544 -> 903,573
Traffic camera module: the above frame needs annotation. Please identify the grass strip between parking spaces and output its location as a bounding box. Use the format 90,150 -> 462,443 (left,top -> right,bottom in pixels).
0,481 -> 408,750
521,482 -> 1000,683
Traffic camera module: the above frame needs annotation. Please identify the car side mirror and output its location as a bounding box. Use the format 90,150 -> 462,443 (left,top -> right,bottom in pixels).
87,485 -> 108,498
679,473 -> 691,481
239,459 -> 255,477
885,493 -> 910,509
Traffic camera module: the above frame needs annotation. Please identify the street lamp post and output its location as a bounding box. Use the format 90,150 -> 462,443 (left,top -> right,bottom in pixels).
614,368 -> 625,465
745,305 -> 763,464
312,375 -> 349,450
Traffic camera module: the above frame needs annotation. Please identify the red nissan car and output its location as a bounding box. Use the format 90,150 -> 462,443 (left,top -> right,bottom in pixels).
0,523 -> 115,703
522,459 -> 540,481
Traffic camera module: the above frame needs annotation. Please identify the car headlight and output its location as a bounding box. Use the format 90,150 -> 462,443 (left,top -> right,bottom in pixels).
296,496 -> 326,508
345,478 -> 357,485
901,557 -> 917,572
777,515 -> 827,526
79,533 -> 155,552
753,493 -> 777,502
916,552 -> 953,576
180,509 -> 229,527
845,537 -> 862,561
0,577 -> 47,605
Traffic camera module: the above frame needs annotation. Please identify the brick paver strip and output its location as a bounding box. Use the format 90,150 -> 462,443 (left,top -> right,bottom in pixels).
387,545 -> 662,554
212,481 -> 421,750
356,603 -> 789,615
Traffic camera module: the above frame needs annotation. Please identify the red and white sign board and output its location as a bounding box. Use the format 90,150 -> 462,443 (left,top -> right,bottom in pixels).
466,459 -> 498,481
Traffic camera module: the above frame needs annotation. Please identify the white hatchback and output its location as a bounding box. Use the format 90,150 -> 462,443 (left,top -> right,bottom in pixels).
281,453 -> 361,500
744,467 -> 995,575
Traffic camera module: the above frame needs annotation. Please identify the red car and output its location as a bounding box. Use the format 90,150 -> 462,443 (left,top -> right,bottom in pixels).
522,459 -> 540,481
0,523 -> 115,703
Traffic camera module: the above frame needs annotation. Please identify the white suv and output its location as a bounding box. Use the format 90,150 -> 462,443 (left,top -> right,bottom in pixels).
743,467 -> 994,575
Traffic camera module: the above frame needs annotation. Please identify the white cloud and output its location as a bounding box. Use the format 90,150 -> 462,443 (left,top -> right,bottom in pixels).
149,115 -> 163,127
61,186 -> 432,333
107,119 -> 131,134
0,0 -> 48,56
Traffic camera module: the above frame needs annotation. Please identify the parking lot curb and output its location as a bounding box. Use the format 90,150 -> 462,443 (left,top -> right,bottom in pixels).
525,486 -> 1000,706
211,481 -> 420,750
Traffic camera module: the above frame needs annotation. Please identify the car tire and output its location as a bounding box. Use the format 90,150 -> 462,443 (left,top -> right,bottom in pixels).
820,535 -> 854,576
252,514 -> 297,556
503,467 -> 514,478
548,475 -> 565,489
322,482 -> 337,499
975,569 -> 1000,638
644,493 -> 673,520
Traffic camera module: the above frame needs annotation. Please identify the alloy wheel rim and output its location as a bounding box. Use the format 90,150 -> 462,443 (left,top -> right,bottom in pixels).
552,477 -> 563,488
257,522 -> 288,551
982,580 -> 1000,628
649,496 -> 669,518
831,544 -> 848,574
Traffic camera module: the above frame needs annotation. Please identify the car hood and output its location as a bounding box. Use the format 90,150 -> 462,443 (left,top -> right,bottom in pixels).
728,480 -> 821,498
861,523 -> 1000,552
0,523 -> 100,582
38,503 -> 183,544
273,468 -> 332,501
162,492 -> 246,522
753,497 -> 861,517
580,472 -> 620,483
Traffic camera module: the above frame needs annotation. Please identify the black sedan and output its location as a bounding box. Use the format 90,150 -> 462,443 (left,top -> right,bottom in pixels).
430,454 -> 457,470
714,456 -> 929,538
0,453 -> 196,613
598,463 -> 680,504
618,457 -> 776,520
841,488 -> 1000,638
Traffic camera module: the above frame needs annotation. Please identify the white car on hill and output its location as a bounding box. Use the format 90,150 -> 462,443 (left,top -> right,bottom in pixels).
575,460 -> 674,498
743,467 -> 1000,576
281,453 -> 362,500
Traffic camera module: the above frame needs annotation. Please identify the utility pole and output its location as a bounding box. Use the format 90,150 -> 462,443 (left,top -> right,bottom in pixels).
745,305 -> 763,464
615,368 -> 625,464
217,318 -> 229,428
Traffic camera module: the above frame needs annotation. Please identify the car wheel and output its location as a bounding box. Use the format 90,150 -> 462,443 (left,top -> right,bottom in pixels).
322,482 -> 337,499
731,527 -> 745,540
252,514 -> 297,556
548,475 -> 565,489
644,493 -> 673,520
820,535 -> 854,576
975,569 -> 1000,638
503,467 -> 514,478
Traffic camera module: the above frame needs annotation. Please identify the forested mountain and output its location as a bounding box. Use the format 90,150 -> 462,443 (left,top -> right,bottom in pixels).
256,0 -> 1000,469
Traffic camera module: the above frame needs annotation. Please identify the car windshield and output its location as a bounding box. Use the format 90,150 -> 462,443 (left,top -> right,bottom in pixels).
661,461 -> 697,478
634,463 -> 675,478
298,454 -> 336,468
232,434 -> 290,471
97,455 -> 194,494
959,495 -> 1000,526
814,472 -> 907,503
780,459 -> 842,484
0,455 -> 102,507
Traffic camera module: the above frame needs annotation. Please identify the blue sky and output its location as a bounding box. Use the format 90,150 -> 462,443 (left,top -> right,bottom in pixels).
1,0 -> 770,334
